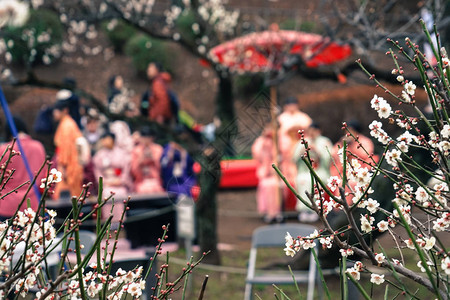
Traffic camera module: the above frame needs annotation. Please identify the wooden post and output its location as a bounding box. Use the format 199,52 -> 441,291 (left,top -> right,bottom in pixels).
270,85 -> 282,218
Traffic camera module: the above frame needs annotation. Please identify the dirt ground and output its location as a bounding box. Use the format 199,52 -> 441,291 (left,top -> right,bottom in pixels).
217,188 -> 262,250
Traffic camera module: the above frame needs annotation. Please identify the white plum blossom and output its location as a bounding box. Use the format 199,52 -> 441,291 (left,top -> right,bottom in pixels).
415,187 -> 430,203
417,260 -> 434,273
40,168 -> 62,188
377,220 -> 389,232
369,120 -> 390,145
441,257 -> 450,275
404,238 -> 415,250
375,253 -> 385,264
397,131 -> 418,145
360,214 -> 374,233
319,236 -> 333,249
284,232 -> 299,257
416,237 -> 436,250
377,102 -> 392,119
0,0 -> 29,28
340,248 -> 354,257
441,124 -> 450,139
327,176 -> 341,192
438,140 -> 450,156
404,81 -> 417,96
346,267 -> 360,281
365,198 -> 380,214
393,205 -> 411,224
396,75 -> 404,82
428,131 -> 439,148
385,149 -> 402,167
401,90 -> 411,102
424,237 -> 436,250
192,23 -> 200,34
370,95 -> 392,119
370,273 -> 385,285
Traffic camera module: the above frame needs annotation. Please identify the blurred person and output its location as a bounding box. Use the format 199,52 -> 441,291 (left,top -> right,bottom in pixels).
272,97 -> 312,212
107,75 -> 136,115
252,124 -> 283,223
330,120 -> 375,204
331,120 -> 375,177
82,110 -> 105,156
53,97 -> 84,199
93,131 -> 131,227
201,116 -> 221,143
0,116 -> 46,221
57,85 -> 82,129
109,120 -> 134,153
293,122 -> 332,222
160,141 -> 196,198
131,126 -> 164,194
141,62 -> 173,124
277,97 -> 312,196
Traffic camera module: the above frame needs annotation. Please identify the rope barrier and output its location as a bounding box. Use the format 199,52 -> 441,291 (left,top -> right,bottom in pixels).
54,205 -> 176,226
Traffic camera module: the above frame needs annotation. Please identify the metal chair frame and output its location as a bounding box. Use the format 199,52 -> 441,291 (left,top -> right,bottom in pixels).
244,224 -> 319,300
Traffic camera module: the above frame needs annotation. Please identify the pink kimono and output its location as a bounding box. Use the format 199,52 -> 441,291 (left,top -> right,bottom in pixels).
277,110 -> 312,184
93,146 -> 131,224
131,142 -> 164,194
0,135 -> 46,218
252,133 -> 280,220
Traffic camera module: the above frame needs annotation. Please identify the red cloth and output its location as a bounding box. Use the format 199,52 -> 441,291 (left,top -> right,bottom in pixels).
0,135 -> 46,217
283,184 -> 297,211
149,75 -> 172,122
220,159 -> 259,188
193,159 -> 259,189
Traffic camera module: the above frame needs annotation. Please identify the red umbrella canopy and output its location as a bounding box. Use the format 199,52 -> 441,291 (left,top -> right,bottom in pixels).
208,30 -> 352,73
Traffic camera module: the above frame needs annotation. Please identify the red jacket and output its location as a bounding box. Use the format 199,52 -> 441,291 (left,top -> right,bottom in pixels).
0,135 -> 46,217
149,74 -> 172,122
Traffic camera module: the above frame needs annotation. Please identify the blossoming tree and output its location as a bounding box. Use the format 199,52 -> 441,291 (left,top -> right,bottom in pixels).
282,23 -> 450,299
0,0 -> 243,265
0,140 -> 207,299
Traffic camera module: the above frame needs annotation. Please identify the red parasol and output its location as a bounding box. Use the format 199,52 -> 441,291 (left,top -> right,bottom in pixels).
208,30 -> 352,73
208,28 -> 352,213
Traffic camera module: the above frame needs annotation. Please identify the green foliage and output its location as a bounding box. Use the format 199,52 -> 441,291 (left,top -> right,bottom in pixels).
3,9 -> 63,66
174,10 -> 198,45
101,19 -> 137,53
124,34 -> 173,77
233,73 -> 266,97
279,19 -> 318,33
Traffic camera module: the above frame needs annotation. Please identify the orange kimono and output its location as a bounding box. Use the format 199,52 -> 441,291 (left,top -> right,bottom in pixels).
54,115 -> 83,198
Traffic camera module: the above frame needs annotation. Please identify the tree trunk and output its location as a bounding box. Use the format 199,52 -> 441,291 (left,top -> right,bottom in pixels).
195,70 -> 235,265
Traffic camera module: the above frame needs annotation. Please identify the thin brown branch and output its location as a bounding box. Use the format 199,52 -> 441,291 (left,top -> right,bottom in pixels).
38,271 -> 71,300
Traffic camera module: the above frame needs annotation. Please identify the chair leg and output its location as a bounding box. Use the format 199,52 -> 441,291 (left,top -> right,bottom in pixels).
244,283 -> 252,300
317,273 -> 324,300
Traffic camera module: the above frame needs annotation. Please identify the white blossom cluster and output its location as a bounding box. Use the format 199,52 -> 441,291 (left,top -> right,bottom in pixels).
0,207 -> 57,297
0,2 -> 63,67
426,123 -> 450,157
370,94 -> 392,119
55,264 -> 146,299
164,0 -> 239,38
283,59 -> 450,289
0,0 -> 29,28
284,230 -> 318,257
0,205 -> 150,299
196,0 -> 239,35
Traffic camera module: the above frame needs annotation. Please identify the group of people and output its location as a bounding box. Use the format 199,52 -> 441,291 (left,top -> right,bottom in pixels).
252,97 -> 374,223
0,61 -> 196,223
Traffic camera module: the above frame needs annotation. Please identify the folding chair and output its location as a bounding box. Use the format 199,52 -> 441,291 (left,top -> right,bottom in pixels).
244,224 -> 319,300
